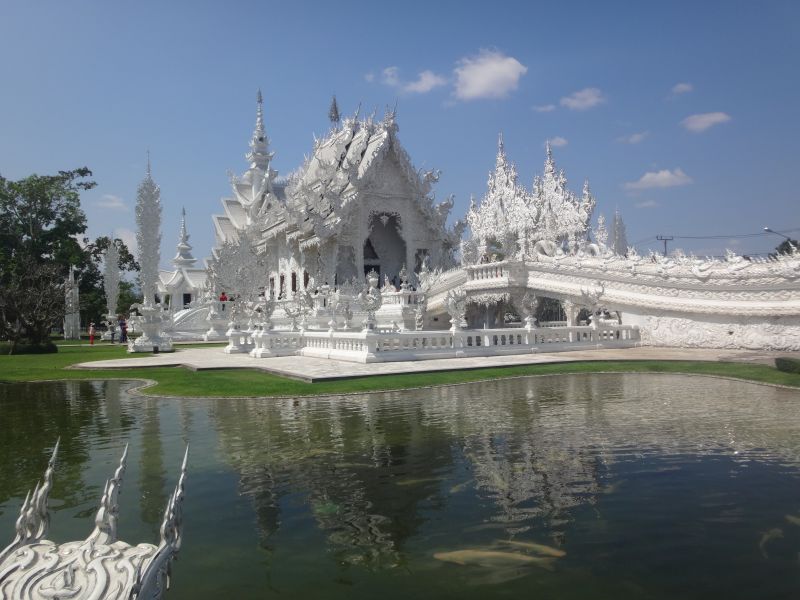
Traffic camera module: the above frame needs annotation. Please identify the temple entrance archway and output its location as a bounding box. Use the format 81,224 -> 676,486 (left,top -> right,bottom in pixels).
363,212 -> 406,287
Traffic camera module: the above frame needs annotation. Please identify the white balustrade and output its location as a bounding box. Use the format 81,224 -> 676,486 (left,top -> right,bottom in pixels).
236,322 -> 640,363
466,262 -> 508,281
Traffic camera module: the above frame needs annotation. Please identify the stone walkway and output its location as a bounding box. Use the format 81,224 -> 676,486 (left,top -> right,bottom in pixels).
69,346 -> 795,383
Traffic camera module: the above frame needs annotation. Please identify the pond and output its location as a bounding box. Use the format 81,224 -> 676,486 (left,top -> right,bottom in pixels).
2,374 -> 800,599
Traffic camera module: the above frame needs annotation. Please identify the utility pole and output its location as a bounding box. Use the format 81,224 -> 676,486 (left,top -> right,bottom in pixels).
656,235 -> 674,256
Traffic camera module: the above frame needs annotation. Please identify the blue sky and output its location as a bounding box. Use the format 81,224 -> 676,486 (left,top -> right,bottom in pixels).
1,0 -> 798,266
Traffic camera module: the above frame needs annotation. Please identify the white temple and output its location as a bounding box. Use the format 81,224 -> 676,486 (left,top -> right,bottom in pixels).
140,91 -> 800,356
212,91 -> 462,295
157,208 -> 206,321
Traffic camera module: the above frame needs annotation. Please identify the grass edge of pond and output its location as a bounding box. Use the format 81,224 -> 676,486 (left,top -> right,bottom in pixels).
1,344 -> 799,397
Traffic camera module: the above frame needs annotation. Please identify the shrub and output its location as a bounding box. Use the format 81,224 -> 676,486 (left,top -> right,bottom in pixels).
775,357 -> 800,374
0,341 -> 59,355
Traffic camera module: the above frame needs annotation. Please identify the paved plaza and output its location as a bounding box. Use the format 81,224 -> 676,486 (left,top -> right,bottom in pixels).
70,346 -> 795,383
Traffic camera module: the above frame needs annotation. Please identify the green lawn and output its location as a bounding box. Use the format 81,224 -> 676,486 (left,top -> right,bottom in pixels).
1,344 -> 799,398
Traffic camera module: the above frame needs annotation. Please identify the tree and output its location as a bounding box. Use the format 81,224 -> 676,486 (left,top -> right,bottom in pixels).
0,168 -> 95,347
117,280 -> 142,316
0,257 -> 65,352
776,239 -> 799,255
328,95 -> 340,126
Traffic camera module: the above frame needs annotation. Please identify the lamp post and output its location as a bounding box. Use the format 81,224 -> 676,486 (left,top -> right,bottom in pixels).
763,227 -> 799,252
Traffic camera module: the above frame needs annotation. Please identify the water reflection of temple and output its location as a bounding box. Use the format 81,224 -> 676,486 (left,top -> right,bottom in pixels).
209,374 -> 800,561
209,377 -> 615,559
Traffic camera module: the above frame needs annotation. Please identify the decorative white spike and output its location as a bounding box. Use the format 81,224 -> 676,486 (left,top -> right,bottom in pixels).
15,490 -> 31,539
159,446 -> 188,551
0,440 -> 59,562
88,444 -> 128,545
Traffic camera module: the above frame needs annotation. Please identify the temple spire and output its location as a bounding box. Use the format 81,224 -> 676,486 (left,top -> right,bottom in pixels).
494,132 -> 511,173
246,89 -> 272,170
544,140 -> 555,175
172,207 -> 197,268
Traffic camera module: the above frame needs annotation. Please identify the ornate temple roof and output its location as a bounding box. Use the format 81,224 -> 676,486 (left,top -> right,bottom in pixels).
212,95 -> 455,251
465,138 -> 596,262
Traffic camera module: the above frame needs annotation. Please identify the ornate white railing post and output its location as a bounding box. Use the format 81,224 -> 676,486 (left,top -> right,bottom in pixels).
359,270 -> 382,331
445,287 -> 467,332
224,321 -> 244,353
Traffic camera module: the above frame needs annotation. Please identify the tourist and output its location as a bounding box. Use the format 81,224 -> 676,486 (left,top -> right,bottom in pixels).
120,318 -> 128,343
88,322 -> 95,346
219,291 -> 228,302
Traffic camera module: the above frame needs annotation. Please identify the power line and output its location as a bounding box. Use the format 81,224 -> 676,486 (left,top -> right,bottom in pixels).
657,227 -> 800,241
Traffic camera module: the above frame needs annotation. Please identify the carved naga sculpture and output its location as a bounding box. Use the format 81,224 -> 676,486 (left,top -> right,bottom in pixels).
0,441 -> 188,600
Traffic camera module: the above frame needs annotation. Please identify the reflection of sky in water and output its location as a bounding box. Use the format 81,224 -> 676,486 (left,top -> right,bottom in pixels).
2,374 -> 800,599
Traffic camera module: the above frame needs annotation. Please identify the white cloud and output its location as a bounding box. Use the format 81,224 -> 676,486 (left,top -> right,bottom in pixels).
533,104 -> 556,113
560,87 -> 605,111
364,72 -> 375,83
381,66 -> 400,87
114,227 -> 137,254
375,66 -> 446,94
671,82 -> 693,95
96,194 -> 128,210
617,131 -> 649,144
403,70 -> 448,94
453,50 -> 527,100
624,168 -> 693,191
634,199 -> 659,209
681,112 -> 731,133
547,136 -> 568,147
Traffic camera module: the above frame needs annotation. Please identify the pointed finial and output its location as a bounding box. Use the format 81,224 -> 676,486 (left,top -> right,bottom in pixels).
146,149 -> 151,176
328,94 -> 340,124
246,88 -> 271,169
498,132 -> 505,153
255,89 -> 264,127
545,139 -> 552,159
173,207 -> 196,267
